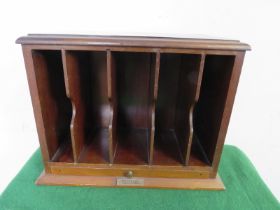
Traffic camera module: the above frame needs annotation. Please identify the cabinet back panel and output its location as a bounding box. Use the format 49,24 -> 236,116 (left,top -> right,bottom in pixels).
89,52 -> 110,128
156,54 -> 181,130
69,51 -> 109,131
115,52 -> 154,129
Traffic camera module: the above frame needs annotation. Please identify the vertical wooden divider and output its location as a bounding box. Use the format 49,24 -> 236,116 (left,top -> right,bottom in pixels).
149,52 -> 160,165
184,54 -> 206,165
62,50 -> 85,163
107,50 -> 117,164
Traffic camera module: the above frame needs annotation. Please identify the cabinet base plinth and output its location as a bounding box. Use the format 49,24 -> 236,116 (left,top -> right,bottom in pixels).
36,171 -> 225,190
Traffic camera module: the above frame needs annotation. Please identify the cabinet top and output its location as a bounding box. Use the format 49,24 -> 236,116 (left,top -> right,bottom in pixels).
16,34 -> 251,51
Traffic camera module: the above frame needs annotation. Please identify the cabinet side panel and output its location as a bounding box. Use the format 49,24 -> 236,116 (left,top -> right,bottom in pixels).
194,52 -> 245,176
26,48 -> 72,162
194,55 -> 235,164
22,46 -> 50,162
211,52 -> 245,175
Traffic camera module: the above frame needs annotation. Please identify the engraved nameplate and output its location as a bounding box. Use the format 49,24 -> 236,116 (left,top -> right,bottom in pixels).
116,178 -> 144,186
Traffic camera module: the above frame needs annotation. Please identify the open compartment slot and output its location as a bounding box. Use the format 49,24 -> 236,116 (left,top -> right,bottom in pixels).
63,51 -> 110,163
32,50 -> 73,162
153,53 -> 202,165
192,55 -> 235,166
188,135 -> 210,166
112,52 -> 156,164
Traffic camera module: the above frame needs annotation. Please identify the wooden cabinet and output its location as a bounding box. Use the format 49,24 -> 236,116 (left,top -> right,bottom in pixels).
16,34 -> 250,189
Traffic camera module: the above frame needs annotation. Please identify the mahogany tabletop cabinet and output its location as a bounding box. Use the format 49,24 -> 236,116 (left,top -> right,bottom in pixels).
16,34 -> 250,190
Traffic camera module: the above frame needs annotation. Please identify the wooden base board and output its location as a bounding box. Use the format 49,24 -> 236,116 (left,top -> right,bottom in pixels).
36,171 -> 225,190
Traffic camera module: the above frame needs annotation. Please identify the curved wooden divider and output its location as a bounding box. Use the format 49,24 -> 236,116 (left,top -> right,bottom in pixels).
148,52 -> 160,165
107,50 -> 117,164
61,49 -> 205,166
61,50 -> 86,163
184,54 -> 206,165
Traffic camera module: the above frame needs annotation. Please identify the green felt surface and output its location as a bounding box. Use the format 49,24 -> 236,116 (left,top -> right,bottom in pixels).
0,145 -> 279,210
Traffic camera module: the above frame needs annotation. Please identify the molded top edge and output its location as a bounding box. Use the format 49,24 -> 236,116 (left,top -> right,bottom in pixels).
16,34 -> 251,51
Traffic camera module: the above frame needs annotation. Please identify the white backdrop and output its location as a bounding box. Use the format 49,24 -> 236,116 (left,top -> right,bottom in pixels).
0,0 -> 279,200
